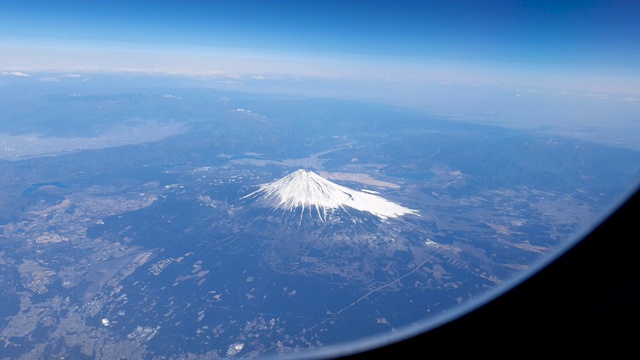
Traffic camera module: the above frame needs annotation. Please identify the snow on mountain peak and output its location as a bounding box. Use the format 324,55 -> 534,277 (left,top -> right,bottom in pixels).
243,169 -> 418,221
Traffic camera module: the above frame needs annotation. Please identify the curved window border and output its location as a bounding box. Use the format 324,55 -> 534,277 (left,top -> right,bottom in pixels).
286,183 -> 640,359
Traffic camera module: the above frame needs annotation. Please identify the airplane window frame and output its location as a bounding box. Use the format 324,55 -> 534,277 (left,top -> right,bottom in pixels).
326,183 -> 640,358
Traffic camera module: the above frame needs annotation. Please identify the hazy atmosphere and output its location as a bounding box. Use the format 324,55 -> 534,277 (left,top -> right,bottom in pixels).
1,1 -> 639,359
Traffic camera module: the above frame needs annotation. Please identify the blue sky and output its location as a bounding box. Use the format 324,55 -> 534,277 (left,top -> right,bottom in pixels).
1,1 -> 639,93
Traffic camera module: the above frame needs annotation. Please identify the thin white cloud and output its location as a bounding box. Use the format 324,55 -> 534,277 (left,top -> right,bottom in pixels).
2,71 -> 31,77
1,41 -> 639,98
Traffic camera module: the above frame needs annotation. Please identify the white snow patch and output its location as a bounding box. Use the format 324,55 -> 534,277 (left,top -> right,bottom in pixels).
163,94 -> 182,100
361,189 -> 380,194
243,169 -> 418,221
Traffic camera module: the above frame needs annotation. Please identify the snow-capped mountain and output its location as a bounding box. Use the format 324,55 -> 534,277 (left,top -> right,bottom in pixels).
243,169 -> 418,221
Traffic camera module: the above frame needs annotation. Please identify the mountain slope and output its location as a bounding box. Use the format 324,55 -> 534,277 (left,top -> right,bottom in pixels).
242,169 -> 418,222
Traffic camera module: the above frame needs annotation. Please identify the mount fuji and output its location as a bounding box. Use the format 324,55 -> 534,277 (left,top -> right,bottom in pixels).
242,169 -> 418,222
